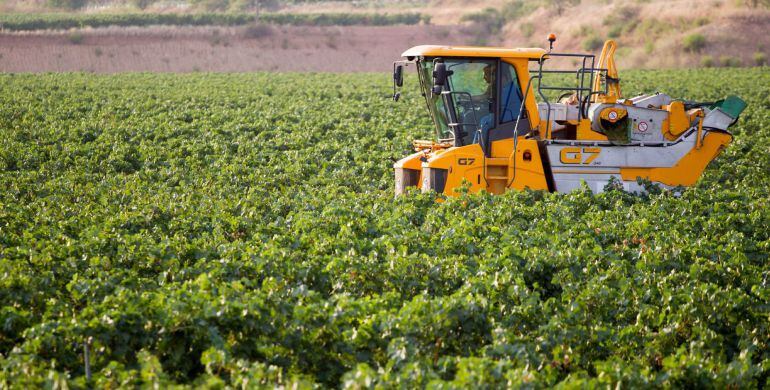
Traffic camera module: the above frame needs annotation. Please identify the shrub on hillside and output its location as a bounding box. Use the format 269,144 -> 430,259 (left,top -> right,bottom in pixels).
602,4 -> 639,39
460,8 -> 504,34
607,24 -> 623,38
720,55 -> 741,67
228,0 -> 279,12
502,0 -> 539,21
575,25 -> 593,37
548,0 -> 581,15
243,23 -> 273,39
701,55 -> 715,67
582,35 -> 604,51
258,13 -> 424,26
130,0 -> 154,10
191,0 -> 230,12
47,0 -> 86,10
644,41 -> 654,54
519,22 -> 534,38
683,33 -> 706,53
67,31 -> 84,44
753,52 -> 767,66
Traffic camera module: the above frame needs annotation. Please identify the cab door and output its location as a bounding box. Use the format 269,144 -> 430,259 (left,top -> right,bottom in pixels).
483,59 -> 532,155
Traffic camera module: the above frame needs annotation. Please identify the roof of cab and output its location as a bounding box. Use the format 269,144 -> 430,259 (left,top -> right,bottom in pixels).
401,45 -> 548,60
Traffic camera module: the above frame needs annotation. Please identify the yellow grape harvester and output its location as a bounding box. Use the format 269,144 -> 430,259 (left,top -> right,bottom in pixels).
391,36 -> 746,196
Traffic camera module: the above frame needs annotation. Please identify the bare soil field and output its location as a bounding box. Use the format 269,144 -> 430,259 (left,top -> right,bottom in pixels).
0,25 -> 471,73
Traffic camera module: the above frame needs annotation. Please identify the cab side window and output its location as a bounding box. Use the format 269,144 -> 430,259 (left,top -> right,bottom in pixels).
499,62 -> 525,123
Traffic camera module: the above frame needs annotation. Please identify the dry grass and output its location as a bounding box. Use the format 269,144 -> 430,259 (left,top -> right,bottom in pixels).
495,0 -> 770,69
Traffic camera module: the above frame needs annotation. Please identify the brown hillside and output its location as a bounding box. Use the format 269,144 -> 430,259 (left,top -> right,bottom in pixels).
0,0 -> 768,72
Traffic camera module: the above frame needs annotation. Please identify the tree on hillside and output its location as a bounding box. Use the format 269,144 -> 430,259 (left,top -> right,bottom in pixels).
48,0 -> 86,10
744,0 -> 770,7
548,0 -> 580,15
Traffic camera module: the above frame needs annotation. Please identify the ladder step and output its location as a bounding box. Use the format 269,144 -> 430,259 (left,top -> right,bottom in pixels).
487,176 -> 508,180
485,158 -> 509,165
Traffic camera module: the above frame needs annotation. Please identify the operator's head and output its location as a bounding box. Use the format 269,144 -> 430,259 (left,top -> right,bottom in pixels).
483,64 -> 494,84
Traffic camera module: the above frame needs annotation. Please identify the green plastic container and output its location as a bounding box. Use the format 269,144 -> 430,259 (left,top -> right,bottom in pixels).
710,95 -> 747,119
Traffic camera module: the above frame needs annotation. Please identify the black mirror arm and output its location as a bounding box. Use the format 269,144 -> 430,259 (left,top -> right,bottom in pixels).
393,64 -> 404,87
392,62 -> 407,102
432,60 -> 447,94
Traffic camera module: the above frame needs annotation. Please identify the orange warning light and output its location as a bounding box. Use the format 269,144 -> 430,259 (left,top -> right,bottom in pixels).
547,33 -> 557,51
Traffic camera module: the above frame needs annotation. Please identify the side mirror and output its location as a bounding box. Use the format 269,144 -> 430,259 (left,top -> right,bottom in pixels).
432,61 -> 447,94
393,65 -> 404,87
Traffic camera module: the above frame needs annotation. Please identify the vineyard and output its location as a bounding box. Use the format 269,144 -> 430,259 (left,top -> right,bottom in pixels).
0,69 -> 768,387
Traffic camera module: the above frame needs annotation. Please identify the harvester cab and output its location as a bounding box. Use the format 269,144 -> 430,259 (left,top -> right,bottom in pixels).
392,37 -> 746,196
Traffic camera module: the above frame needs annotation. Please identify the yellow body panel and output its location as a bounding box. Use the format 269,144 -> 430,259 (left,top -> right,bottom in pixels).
393,151 -> 423,170
662,101 -> 690,141
423,138 -> 548,196
424,144 -> 486,194
507,139 -> 549,191
620,131 -> 732,186
507,58 -> 543,130
592,40 -> 621,101
402,45 -> 547,60
576,120 -> 609,141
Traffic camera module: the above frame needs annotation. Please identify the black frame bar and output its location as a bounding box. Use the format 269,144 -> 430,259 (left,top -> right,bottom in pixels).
533,52 -> 608,139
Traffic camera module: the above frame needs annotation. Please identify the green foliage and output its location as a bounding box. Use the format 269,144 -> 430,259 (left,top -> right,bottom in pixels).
753,51 -> 767,66
259,12 -> 424,26
575,24 -> 593,37
610,15 -> 709,46
607,23 -> 623,38
190,0 -> 232,12
501,0 -> 539,21
460,0 -> 538,37
644,40 -> 654,54
519,22 -> 534,38
242,23 -> 273,39
0,69 -> 768,387
0,12 -> 425,31
547,0 -> 580,15
701,55 -> 715,67
46,0 -> 86,10
129,0 -> 154,10
683,33 -> 707,53
636,17 -> 674,36
460,7 -> 504,33
720,55 -> 742,67
582,34 -> 604,51
743,0 -> 770,7
67,30 -> 84,44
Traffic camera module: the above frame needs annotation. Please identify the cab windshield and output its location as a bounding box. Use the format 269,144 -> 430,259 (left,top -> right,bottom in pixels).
419,58 -> 496,145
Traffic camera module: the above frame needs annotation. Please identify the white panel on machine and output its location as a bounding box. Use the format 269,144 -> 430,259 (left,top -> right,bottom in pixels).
545,129 -> 698,169
629,92 -> 672,108
538,103 -> 579,123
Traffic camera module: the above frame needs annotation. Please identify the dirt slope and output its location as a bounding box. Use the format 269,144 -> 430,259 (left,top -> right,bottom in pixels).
0,0 -> 768,72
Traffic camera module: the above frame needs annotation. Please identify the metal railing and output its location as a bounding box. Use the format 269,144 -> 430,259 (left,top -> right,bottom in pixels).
533,53 -> 608,139
507,53 -> 608,187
